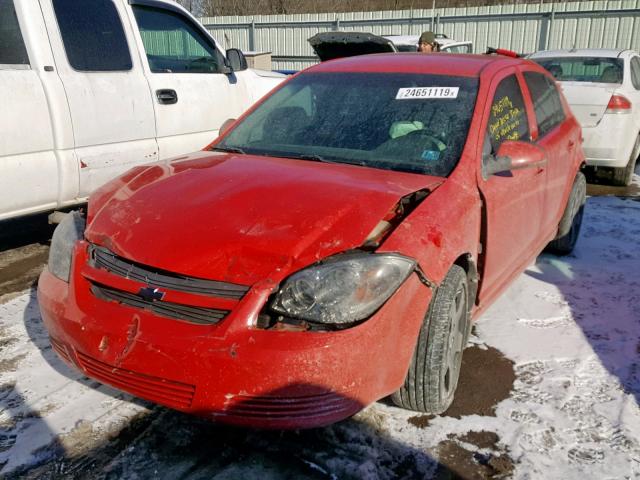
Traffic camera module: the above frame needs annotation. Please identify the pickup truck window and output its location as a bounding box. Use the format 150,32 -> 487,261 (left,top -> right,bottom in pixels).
523,72 -> 565,138
132,6 -> 223,74
0,0 -> 29,66
486,74 -> 530,154
52,0 -> 132,72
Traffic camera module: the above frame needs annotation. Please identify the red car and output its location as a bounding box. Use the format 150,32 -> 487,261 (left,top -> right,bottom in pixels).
38,53 -> 586,429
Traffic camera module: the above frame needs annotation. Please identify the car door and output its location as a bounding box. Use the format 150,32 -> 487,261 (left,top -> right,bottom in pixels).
0,0 -> 59,220
476,69 -> 548,303
40,0 -> 158,198
521,69 -> 576,237
127,1 -> 250,159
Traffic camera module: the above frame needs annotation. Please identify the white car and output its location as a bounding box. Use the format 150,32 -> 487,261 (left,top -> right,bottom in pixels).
383,34 -> 473,54
530,48 -> 640,185
308,32 -> 473,62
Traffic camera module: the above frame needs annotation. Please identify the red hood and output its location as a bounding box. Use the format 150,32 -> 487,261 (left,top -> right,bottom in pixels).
86,152 -> 443,285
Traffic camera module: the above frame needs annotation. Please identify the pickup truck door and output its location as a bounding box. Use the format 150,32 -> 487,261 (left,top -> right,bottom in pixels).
40,0 -> 158,198
476,69 -> 548,304
0,0 -> 59,220
127,1 -> 250,159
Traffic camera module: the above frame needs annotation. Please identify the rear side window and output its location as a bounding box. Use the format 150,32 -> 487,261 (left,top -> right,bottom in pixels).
535,57 -> 623,84
630,57 -> 640,90
486,75 -> 530,154
52,0 -> 132,71
0,0 -> 29,65
443,44 -> 472,54
132,6 -> 223,73
524,72 -> 566,138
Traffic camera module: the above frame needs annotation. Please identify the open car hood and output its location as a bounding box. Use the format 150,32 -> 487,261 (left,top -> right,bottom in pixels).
309,32 -> 397,61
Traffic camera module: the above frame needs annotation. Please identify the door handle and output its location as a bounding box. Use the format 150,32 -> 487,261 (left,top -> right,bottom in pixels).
156,89 -> 178,105
568,140 -> 575,149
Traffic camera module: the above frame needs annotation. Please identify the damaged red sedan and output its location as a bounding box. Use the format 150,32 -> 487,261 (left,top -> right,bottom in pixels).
38,53 -> 586,429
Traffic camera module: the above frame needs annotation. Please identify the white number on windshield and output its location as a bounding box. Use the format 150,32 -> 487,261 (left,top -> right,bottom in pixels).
396,87 -> 459,99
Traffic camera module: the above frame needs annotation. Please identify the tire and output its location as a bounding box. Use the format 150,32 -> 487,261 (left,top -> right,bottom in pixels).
391,265 -> 470,414
547,171 -> 586,255
612,137 -> 639,186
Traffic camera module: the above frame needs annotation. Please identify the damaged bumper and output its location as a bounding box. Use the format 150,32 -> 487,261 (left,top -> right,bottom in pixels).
37,242 -> 430,429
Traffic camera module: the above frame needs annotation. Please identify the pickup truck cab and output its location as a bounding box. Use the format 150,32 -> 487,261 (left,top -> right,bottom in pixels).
0,0 -> 283,221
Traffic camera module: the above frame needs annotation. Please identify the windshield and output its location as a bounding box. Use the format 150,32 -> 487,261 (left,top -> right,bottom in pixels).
534,57 -> 624,84
217,72 -> 479,177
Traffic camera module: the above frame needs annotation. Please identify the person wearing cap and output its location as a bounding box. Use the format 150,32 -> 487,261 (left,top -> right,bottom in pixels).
418,31 -> 440,53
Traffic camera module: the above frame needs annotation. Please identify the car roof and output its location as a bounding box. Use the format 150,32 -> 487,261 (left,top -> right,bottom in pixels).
529,48 -> 627,59
304,52 -> 523,77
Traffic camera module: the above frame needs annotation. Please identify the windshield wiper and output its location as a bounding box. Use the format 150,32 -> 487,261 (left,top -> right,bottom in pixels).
280,153 -> 336,163
210,146 -> 245,154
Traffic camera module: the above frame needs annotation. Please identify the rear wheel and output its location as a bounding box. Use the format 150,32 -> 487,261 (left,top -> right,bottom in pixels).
612,136 -> 639,186
547,171 -> 586,255
391,265 -> 470,414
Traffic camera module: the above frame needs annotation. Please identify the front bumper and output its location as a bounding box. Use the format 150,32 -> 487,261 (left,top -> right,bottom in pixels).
37,243 -> 430,429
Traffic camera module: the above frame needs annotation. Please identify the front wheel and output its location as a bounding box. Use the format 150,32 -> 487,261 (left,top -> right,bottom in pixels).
391,265 -> 470,414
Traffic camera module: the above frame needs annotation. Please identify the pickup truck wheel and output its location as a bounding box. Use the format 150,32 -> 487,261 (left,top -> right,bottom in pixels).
391,265 -> 469,414
547,171 -> 586,255
612,137 -> 639,186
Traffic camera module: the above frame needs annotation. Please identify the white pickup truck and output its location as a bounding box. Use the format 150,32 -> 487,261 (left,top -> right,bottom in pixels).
0,0 -> 283,221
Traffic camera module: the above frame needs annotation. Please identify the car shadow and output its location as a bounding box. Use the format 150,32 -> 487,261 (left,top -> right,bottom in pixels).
0,386 -> 64,476
3,377 -> 463,479
525,195 -> 640,406
0,212 -> 55,253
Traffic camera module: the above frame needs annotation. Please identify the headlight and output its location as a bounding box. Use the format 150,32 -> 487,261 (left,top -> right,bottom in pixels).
48,211 -> 85,282
271,253 -> 416,326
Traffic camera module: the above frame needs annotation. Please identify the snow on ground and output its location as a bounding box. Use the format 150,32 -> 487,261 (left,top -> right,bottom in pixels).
0,196 -> 639,479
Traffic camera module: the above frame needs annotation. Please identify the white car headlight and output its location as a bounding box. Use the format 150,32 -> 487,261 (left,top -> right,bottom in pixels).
48,211 -> 85,282
271,253 -> 416,326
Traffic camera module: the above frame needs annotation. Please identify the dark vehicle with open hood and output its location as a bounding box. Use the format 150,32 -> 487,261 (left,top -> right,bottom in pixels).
38,52 -> 586,429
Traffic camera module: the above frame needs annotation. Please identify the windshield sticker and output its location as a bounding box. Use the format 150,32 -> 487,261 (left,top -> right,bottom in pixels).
396,87 -> 459,99
421,150 -> 441,161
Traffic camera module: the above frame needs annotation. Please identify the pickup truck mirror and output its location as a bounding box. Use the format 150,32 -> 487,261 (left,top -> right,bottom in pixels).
485,140 -> 547,177
226,48 -> 248,72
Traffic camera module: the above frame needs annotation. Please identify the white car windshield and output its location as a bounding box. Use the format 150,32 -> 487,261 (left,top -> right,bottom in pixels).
218,72 -> 479,177
534,57 -> 624,84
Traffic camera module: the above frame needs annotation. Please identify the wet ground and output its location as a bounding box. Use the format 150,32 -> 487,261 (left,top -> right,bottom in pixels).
0,167 -> 638,479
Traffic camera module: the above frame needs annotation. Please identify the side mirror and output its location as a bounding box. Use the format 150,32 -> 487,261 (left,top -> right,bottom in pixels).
484,140 -> 547,177
226,48 -> 248,72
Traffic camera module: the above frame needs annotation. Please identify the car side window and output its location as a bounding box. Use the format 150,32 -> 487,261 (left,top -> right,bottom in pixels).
630,57 -> 640,90
0,0 -> 29,66
132,6 -> 224,74
485,74 -> 530,157
52,0 -> 132,71
523,72 -> 565,138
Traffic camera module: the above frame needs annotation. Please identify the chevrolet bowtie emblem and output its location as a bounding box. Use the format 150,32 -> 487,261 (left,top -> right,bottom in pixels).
138,287 -> 165,302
